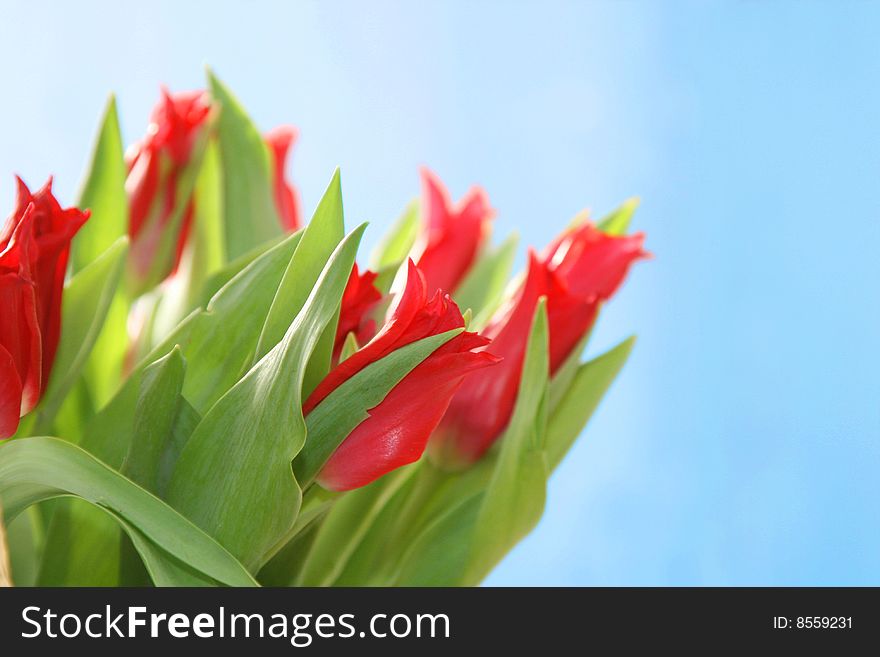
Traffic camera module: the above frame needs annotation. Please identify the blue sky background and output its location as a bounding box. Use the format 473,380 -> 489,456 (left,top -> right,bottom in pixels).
1,1 -> 878,584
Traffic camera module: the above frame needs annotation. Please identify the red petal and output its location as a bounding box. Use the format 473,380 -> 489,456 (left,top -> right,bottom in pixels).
0,205 -> 43,414
126,88 -> 211,282
265,126 -> 302,231
0,344 -> 23,438
17,180 -> 89,390
542,221 -> 648,301
333,264 -> 382,362
412,168 -> 493,295
317,341 -> 498,491
305,259 -> 431,413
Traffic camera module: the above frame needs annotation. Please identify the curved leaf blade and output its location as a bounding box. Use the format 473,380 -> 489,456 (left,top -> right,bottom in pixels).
0,437 -> 256,587
167,225 -> 366,570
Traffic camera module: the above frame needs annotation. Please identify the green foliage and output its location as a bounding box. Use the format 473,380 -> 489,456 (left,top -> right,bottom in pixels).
0,437 -> 255,586
6,75 -> 641,588
208,70 -> 282,260
166,226 -> 365,570
72,96 -> 128,274
33,237 -> 129,435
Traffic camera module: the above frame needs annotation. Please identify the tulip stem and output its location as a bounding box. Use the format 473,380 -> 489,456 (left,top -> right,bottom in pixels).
257,484 -> 338,570
371,458 -> 447,583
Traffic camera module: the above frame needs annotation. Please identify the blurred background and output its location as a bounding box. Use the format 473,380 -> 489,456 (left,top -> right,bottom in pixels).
1,0 -> 878,584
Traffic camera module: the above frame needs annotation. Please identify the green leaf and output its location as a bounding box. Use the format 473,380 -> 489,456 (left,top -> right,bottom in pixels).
182,231 -> 302,414
187,139 -> 226,295
196,233 -> 289,310
548,328 -> 592,413
455,232 -> 519,327
293,327 -> 463,487
36,313 -> 203,586
295,467 -> 417,586
72,95 -> 128,274
166,225 -> 366,571
369,199 -> 419,271
31,237 -> 129,435
257,516 -> 322,587
461,300 -> 550,585
0,437 -> 256,586
597,197 -> 639,236
393,492 -> 482,586
82,292 -> 130,409
208,70 -> 282,260
37,500 -> 121,586
338,332 -> 359,363
546,336 -> 635,471
5,507 -> 43,587
119,347 -> 187,495
117,347 -> 194,586
387,302 -> 551,587
72,97 -> 132,408
254,169 -> 346,397
339,460 -> 470,586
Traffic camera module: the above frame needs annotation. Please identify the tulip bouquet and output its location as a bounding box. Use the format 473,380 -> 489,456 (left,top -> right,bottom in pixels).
0,72 -> 647,587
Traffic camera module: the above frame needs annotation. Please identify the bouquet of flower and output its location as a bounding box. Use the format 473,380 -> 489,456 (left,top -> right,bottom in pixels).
0,72 -> 647,587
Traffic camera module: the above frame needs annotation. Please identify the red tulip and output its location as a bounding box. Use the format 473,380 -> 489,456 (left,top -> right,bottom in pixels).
0,178 -> 89,438
432,220 -> 647,465
265,126 -> 302,232
126,89 -> 211,283
411,168 -> 493,296
333,263 -> 381,363
304,260 -> 499,491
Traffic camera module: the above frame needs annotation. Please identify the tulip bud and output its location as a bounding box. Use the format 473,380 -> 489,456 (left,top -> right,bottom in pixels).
0,178 -> 89,438
410,168 -> 494,296
431,219 -> 647,465
333,263 -> 381,363
125,89 -> 211,287
265,126 -> 302,232
304,260 -> 499,491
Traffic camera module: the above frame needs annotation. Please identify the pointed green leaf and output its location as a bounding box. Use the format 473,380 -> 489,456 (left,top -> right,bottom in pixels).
546,336 -> 635,471
166,225 -> 365,570
120,347 -> 187,495
369,199 -> 419,271
254,169 -> 345,397
182,231 -> 302,413
187,139 -> 226,293
32,237 -> 129,434
461,300 -> 550,585
598,197 -> 639,236
0,437 -> 256,586
293,327 -> 463,487
338,332 -> 359,364
36,312 -> 203,587
208,71 -> 282,259
72,95 -> 128,274
548,328 -> 592,413
196,233 -> 289,309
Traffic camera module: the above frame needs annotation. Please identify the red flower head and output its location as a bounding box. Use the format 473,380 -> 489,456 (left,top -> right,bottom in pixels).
304,260 -> 499,491
0,178 -> 89,438
333,263 -> 381,363
265,126 -> 302,232
125,88 -> 211,283
411,168 -> 494,296
432,220 -> 647,465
